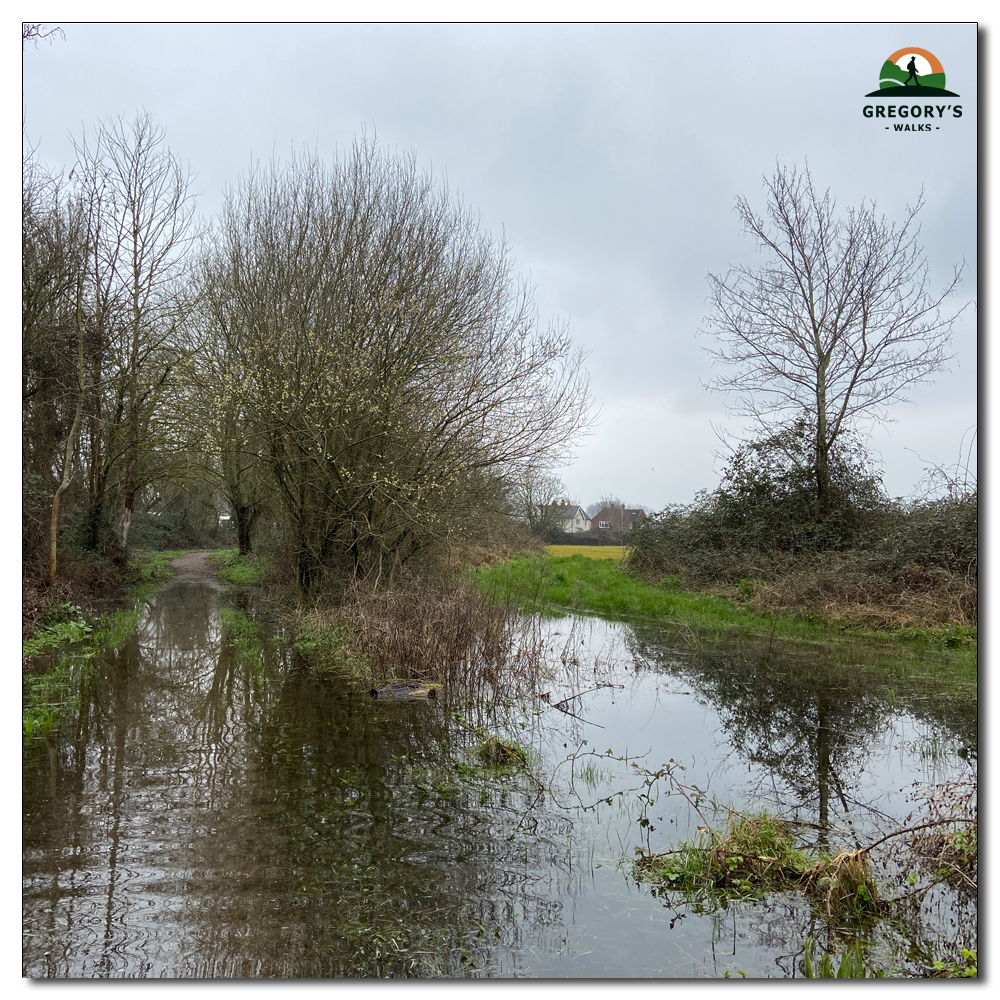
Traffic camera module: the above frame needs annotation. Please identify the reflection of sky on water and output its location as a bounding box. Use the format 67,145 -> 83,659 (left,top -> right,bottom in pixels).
23,585 -> 976,978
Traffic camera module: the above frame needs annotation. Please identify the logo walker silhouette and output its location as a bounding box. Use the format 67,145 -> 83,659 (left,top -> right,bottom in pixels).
865,47 -> 959,97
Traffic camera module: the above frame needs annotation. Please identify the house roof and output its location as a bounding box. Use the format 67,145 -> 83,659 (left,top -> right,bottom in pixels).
553,504 -> 588,519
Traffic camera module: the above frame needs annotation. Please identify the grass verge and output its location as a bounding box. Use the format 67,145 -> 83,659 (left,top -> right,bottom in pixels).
210,549 -> 267,586
23,549 -> 184,739
474,553 -> 979,656
476,553 -> 812,637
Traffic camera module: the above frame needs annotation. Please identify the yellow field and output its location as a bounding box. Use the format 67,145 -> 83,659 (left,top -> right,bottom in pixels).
544,545 -> 625,560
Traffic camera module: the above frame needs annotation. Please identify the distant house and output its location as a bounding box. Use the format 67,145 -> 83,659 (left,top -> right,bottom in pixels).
590,504 -> 646,534
547,500 -> 591,534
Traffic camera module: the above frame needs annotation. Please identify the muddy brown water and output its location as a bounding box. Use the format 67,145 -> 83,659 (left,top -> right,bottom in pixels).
23,576 -> 976,978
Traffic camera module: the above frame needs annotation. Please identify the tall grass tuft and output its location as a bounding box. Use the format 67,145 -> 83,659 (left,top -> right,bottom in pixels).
635,810 -> 880,923
289,571 -> 546,719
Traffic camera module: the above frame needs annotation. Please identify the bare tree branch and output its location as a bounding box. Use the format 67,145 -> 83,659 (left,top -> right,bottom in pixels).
703,163 -> 966,510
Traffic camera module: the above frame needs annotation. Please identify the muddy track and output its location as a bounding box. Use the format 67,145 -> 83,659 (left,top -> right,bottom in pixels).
168,551 -> 219,583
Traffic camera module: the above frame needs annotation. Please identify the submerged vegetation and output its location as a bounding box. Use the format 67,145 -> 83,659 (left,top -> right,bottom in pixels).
634,811 -> 880,923
633,794 -> 978,979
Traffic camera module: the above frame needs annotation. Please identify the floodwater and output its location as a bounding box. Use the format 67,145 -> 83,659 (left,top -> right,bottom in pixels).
23,577 -> 977,978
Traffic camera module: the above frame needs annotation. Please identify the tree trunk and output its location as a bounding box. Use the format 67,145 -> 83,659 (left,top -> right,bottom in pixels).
116,506 -> 133,547
46,392 -> 85,587
297,550 -> 314,593
815,369 -> 830,515
235,505 -> 254,556
87,497 -> 104,551
46,302 -> 87,586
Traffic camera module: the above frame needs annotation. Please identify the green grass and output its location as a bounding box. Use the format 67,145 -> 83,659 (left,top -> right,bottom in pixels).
23,549 -> 186,739
473,554 -> 980,662
219,607 -> 264,659
635,810 -> 880,925
131,548 -> 190,582
210,549 -> 266,586
23,550 -> 183,660
475,554 -> 796,636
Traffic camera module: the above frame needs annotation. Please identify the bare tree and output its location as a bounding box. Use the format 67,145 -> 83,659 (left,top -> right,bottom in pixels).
508,466 -> 566,534
201,141 -> 591,589
586,493 -> 624,519
181,270 -> 271,556
22,23 -> 64,46
22,161 -> 89,580
703,164 -> 965,511
72,114 -> 196,547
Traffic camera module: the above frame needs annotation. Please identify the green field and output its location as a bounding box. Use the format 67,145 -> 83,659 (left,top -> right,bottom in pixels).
544,545 -> 624,559
476,553 -> 781,632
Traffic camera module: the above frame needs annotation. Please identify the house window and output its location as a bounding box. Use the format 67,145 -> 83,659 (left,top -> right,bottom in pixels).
599,521 -> 609,529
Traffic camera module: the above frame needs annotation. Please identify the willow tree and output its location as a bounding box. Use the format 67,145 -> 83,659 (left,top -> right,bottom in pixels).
200,141 -> 590,589
181,292 -> 271,557
704,164 -> 965,514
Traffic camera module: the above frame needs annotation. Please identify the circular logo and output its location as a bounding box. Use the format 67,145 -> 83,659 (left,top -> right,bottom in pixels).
868,47 -> 959,96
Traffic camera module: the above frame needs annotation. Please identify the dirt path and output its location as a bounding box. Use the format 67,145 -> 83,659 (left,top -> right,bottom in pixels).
169,551 -> 219,583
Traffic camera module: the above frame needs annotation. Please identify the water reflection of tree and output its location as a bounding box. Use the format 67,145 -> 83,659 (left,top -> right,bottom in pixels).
623,624 -> 977,975
23,582 -> 234,977
201,659 -> 579,977
25,581 -> 583,977
624,625 -> 973,841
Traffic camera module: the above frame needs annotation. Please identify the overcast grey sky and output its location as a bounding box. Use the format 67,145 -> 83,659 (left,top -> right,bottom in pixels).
21,22 -> 978,510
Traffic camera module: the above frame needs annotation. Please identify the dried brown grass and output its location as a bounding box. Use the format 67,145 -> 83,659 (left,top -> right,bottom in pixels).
292,570 -> 546,714
800,849 -> 879,916
694,550 -> 977,630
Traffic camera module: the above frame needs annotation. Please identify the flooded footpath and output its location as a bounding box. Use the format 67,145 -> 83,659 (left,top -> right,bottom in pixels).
23,571 -> 976,977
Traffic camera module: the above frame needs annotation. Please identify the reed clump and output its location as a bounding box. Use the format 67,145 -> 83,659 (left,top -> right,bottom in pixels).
635,811 -> 880,922
288,570 -> 545,713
